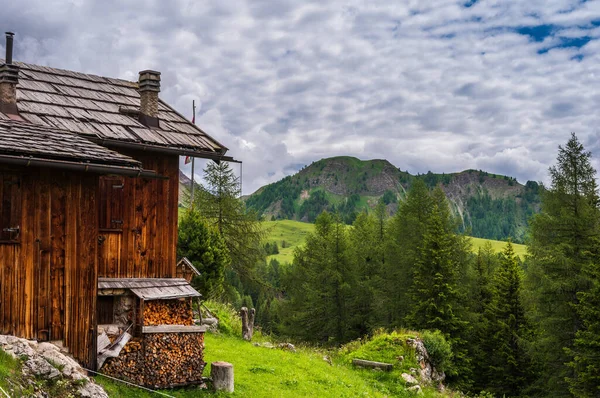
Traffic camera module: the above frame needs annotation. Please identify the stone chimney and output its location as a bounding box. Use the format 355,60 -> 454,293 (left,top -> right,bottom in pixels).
138,70 -> 161,127
0,32 -> 19,115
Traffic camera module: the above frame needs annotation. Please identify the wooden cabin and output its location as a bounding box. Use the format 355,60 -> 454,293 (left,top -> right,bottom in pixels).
0,33 -> 233,373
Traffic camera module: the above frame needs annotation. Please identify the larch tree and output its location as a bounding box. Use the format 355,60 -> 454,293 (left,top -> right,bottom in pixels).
193,161 -> 266,280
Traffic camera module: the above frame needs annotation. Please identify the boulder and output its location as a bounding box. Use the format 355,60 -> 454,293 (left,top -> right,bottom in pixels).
402,373 -> 419,385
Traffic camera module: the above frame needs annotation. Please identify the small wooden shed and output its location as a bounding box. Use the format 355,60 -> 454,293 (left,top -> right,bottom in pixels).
0,33 -> 233,376
97,278 -> 206,388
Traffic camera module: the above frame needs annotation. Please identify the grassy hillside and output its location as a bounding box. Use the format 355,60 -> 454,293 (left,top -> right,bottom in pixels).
263,220 -> 527,263
95,331 -> 448,397
245,156 -> 541,243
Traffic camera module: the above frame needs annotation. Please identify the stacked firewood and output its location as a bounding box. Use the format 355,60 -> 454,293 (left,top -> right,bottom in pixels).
143,333 -> 205,388
143,299 -> 193,326
101,333 -> 205,388
101,338 -> 145,385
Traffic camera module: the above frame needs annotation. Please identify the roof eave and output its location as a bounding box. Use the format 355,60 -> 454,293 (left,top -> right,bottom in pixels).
93,138 -> 239,163
0,153 -> 164,179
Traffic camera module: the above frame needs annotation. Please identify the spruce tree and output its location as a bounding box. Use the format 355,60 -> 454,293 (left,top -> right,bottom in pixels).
383,179 -> 433,326
281,212 -> 356,343
348,211 -> 380,335
484,241 -> 533,396
527,133 -> 600,396
470,243 -> 498,392
568,260 -> 600,396
405,197 -> 472,386
177,210 -> 230,298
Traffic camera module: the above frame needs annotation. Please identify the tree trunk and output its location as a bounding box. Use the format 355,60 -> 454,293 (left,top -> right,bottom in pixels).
211,361 -> 234,392
241,307 -> 255,341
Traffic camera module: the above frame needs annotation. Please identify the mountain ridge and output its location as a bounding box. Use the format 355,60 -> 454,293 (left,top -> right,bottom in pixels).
243,156 -> 541,242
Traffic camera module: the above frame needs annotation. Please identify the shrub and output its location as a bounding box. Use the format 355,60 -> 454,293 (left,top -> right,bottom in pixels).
203,300 -> 242,337
421,330 -> 453,372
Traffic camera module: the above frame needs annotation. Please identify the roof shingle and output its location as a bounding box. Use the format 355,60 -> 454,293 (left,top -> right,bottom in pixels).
3,60 -> 229,157
0,119 -> 141,167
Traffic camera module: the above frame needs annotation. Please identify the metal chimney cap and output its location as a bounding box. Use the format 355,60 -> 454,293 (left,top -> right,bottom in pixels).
5,32 -> 14,36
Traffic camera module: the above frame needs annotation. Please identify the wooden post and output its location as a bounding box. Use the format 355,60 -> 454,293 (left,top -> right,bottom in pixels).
211,361 -> 234,392
240,307 -> 255,341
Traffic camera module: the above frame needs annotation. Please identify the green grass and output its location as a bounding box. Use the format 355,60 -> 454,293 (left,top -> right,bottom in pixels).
263,219 -> 528,264
96,332 -> 446,397
470,236 -> 527,259
0,349 -> 21,393
263,220 -> 315,264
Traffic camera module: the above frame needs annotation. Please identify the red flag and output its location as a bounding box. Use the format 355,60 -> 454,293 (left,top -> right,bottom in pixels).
185,156 -> 192,164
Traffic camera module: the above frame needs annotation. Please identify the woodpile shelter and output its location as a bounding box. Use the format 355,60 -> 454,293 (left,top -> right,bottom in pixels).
97,278 -> 206,388
0,32 -> 233,385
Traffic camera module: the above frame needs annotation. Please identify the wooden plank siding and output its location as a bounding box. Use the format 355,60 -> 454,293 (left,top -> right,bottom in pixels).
0,168 -> 98,369
0,151 -> 179,370
98,152 -> 179,279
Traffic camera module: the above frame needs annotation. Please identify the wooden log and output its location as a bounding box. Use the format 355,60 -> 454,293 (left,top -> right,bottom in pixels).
211,361 -> 234,393
240,307 -> 255,341
352,359 -> 393,371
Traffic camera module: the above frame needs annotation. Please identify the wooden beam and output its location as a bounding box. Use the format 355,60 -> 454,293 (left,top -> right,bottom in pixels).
352,359 -> 393,371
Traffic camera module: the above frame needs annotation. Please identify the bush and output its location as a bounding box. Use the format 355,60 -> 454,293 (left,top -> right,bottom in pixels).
203,300 -> 242,337
421,330 -> 453,372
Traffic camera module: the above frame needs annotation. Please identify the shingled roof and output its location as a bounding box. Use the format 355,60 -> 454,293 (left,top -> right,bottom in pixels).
0,119 -> 160,177
3,60 -> 231,161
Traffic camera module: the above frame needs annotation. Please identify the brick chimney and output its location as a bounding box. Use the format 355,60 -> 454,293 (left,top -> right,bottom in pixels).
138,70 -> 161,127
0,32 -> 19,115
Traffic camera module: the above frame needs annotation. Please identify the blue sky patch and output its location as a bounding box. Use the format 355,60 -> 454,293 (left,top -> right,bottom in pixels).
516,25 -> 554,41
538,36 -> 591,54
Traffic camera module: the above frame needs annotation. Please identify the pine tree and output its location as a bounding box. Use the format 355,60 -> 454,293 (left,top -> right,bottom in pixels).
527,133 -> 600,396
484,241 -> 533,396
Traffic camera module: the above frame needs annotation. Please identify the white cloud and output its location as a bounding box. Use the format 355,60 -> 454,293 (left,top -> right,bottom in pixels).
3,0 -> 600,193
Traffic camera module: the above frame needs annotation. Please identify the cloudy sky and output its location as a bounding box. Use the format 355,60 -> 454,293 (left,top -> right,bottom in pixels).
3,0 -> 600,194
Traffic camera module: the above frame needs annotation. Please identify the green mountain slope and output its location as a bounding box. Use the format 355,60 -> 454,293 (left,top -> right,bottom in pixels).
246,157 -> 541,243
263,220 -> 527,264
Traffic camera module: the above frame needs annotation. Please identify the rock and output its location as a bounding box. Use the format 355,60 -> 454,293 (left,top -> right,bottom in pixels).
79,381 -> 109,398
408,385 -> 423,394
0,334 -> 108,397
277,343 -> 296,352
406,337 -> 446,387
24,357 -> 61,379
323,355 -> 332,365
402,373 -> 419,385
396,355 -> 404,362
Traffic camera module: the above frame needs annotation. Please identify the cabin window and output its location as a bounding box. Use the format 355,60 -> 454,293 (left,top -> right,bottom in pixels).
0,173 -> 21,242
99,176 -> 125,230
97,296 -> 115,324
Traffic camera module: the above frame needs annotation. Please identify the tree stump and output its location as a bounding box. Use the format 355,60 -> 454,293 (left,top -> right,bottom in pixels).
211,361 -> 234,392
240,307 -> 255,341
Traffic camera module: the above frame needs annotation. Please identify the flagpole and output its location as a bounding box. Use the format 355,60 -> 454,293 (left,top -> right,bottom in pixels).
190,100 -> 196,210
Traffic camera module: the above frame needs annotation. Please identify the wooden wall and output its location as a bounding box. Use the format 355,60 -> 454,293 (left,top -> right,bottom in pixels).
0,168 -> 98,369
0,151 -> 179,370
98,153 -> 179,279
